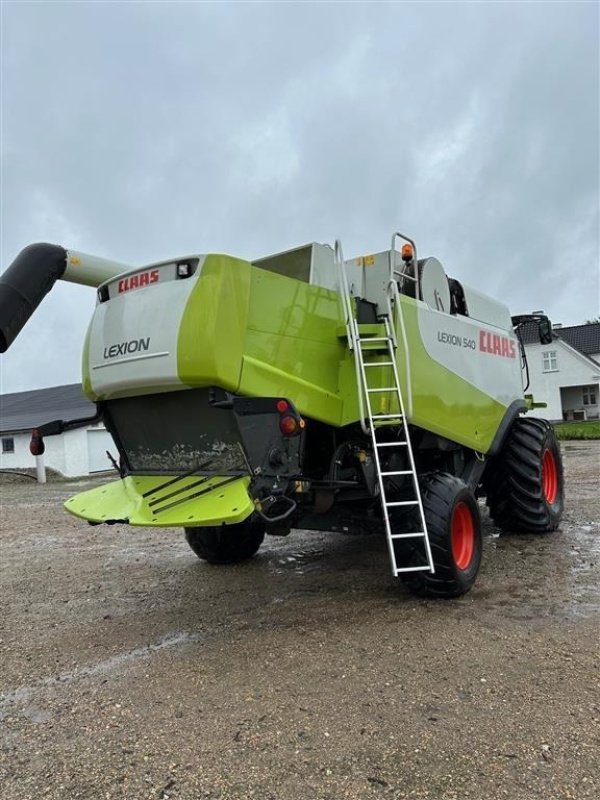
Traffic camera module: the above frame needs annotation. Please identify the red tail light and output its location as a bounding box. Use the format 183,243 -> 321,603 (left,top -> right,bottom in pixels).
279,415 -> 301,437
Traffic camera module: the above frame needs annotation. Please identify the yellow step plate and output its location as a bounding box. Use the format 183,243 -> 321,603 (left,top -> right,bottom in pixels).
64,474 -> 254,527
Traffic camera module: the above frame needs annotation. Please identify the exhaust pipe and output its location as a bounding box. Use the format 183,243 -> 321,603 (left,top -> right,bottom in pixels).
0,243 -> 131,352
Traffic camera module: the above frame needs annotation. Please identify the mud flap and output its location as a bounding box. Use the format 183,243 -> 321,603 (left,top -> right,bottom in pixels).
64,474 -> 254,527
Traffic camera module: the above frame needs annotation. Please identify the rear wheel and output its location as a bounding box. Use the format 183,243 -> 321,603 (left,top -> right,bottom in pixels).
400,473 -> 482,598
185,519 -> 265,564
485,417 -> 564,532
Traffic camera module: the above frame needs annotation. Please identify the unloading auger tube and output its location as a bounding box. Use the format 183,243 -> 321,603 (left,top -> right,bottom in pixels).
0,243 -> 130,352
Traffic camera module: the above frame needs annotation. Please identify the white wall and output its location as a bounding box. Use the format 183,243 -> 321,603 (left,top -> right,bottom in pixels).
524,340 -> 600,421
0,426 -> 116,477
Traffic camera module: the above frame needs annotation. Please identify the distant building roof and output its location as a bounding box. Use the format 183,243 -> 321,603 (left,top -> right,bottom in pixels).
520,320 -> 600,357
519,321 -> 543,345
0,383 -> 95,434
557,322 -> 600,355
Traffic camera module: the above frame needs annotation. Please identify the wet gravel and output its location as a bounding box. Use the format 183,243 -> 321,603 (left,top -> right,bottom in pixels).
0,442 -> 599,799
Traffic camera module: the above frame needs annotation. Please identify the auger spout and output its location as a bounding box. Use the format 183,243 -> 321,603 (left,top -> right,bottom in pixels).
0,243 -> 130,352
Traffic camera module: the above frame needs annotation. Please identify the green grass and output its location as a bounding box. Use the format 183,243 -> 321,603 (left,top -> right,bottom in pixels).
553,420 -> 600,440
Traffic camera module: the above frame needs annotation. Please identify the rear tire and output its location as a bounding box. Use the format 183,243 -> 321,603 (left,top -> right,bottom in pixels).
185,519 -> 265,564
400,473 -> 482,598
485,417 -> 564,533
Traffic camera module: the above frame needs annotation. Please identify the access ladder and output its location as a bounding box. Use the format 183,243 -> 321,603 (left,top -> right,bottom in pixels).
335,239 -> 434,578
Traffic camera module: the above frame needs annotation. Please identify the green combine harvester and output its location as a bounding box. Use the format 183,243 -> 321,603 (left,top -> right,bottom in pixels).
0,233 -> 564,597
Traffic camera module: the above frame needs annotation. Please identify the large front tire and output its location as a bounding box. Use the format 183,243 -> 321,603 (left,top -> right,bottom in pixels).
185,519 -> 265,564
485,417 -> 564,533
400,473 -> 482,598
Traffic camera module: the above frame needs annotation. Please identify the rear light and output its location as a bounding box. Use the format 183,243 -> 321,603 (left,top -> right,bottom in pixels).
177,262 -> 192,278
97,285 -> 109,303
279,415 -> 299,436
279,414 -> 305,437
276,399 -> 289,413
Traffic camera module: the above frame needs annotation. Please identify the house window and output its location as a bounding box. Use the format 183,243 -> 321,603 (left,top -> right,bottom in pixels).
2,437 -> 15,454
542,351 -> 558,372
583,386 -> 597,406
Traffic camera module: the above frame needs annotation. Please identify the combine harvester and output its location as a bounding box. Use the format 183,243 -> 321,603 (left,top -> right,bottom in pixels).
0,234 -> 564,597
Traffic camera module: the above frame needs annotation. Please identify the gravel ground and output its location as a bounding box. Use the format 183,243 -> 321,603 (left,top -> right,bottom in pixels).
1,442 -> 599,800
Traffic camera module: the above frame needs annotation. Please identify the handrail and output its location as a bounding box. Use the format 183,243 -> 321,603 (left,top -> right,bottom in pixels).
390,231 -> 421,300
387,279 -> 413,420
334,239 -> 368,434
334,239 -> 353,347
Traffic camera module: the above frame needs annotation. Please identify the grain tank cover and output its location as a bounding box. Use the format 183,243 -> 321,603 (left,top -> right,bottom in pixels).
252,243 -> 336,290
419,257 -> 452,313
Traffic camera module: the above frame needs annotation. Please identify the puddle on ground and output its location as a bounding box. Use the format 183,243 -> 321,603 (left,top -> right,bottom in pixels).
266,547 -> 327,576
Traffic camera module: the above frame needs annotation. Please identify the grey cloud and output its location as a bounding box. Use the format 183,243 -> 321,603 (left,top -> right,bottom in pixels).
1,1 -> 598,391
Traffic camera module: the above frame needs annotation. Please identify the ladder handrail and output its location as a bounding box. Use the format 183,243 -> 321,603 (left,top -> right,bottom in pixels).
334,239 -> 369,435
386,279 -> 414,420
334,239 -> 354,346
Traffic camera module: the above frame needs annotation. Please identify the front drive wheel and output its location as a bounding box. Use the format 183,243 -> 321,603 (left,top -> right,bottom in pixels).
401,473 -> 482,598
485,417 -> 564,533
185,519 -> 265,564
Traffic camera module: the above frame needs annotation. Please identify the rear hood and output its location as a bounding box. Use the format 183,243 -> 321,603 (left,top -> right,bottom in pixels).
65,474 -> 254,527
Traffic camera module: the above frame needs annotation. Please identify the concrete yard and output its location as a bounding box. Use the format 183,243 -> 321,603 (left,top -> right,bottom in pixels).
1,442 -> 599,800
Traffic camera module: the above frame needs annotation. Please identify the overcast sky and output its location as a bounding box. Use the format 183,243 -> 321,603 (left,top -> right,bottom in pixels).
1,0 -> 598,394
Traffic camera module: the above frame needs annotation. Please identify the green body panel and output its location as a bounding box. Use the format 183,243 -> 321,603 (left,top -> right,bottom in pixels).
65,474 -> 254,527
177,255 -> 251,392
240,268 -> 346,423
81,324 -> 96,401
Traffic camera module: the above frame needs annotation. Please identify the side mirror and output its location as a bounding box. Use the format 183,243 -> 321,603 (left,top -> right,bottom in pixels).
538,318 -> 553,345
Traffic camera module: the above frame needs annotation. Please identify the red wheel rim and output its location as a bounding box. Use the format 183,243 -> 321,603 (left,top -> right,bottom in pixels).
451,502 -> 475,571
542,448 -> 558,505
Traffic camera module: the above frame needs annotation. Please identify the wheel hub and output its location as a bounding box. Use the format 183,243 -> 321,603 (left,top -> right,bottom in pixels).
451,501 -> 475,570
542,449 -> 558,504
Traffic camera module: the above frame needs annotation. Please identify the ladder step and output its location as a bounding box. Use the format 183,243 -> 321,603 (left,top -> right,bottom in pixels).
372,414 -> 404,420
394,566 -> 432,575
386,500 -> 419,507
367,387 -> 397,393
375,441 -> 408,447
380,470 -> 413,477
359,337 -> 389,343
390,532 -> 426,539
364,362 -> 394,367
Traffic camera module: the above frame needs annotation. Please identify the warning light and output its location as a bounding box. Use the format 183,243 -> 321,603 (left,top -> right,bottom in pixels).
401,244 -> 414,262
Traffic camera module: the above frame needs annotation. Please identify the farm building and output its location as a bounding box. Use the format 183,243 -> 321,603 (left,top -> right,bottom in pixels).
522,321 -> 600,422
0,384 -> 116,477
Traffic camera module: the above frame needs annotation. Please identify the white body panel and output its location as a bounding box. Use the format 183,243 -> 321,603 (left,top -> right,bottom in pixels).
87,257 -> 205,398
461,285 -> 513,330
417,304 -> 523,407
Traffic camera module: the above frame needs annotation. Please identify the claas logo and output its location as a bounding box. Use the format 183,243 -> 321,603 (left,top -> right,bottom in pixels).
118,270 -> 160,294
479,331 -> 517,359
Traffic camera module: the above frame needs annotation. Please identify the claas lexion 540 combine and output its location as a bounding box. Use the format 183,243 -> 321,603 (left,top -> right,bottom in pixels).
0,233 -> 564,597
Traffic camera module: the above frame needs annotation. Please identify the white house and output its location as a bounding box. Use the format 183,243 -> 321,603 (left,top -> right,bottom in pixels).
522,322 -> 600,422
0,384 -> 117,477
